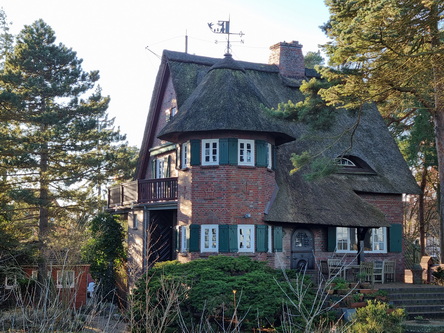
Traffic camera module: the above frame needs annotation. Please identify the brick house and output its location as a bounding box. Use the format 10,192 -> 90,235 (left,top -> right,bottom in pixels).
108,41 -> 419,286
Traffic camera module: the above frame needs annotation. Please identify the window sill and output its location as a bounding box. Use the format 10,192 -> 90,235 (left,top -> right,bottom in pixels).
200,165 -> 219,169
237,165 -> 256,169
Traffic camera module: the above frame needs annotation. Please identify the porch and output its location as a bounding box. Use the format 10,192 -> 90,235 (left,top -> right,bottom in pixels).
107,177 -> 178,208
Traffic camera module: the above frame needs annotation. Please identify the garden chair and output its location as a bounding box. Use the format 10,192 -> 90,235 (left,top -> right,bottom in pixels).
373,261 -> 384,284
383,260 -> 396,283
359,261 -> 374,288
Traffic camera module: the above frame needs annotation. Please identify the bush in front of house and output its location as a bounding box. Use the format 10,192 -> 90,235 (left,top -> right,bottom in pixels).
129,255 -> 318,331
347,300 -> 405,333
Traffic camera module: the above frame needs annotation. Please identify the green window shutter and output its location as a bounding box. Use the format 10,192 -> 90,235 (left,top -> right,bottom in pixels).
327,227 -> 336,252
190,139 -> 201,166
189,224 -> 200,252
255,140 -> 267,167
219,225 -> 229,252
389,224 -> 402,253
273,226 -> 283,252
228,138 -> 238,165
219,138 -> 229,165
256,225 -> 268,252
228,225 -> 238,252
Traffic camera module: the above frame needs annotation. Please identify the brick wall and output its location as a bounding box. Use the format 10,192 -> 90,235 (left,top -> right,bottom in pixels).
310,193 -> 405,282
268,41 -> 305,79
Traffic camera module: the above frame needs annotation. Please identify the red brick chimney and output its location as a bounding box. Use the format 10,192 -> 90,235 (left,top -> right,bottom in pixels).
268,41 -> 305,79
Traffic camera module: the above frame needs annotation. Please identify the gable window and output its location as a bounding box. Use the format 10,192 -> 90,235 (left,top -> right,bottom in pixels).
336,227 -> 387,253
238,225 -> 254,252
202,139 -> 219,166
181,142 -> 190,169
238,140 -> 254,166
57,270 -> 75,288
336,157 -> 356,167
201,224 -> 218,252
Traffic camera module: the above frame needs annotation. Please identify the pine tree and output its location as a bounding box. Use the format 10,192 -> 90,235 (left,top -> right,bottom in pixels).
0,19 -> 128,281
320,0 -> 444,261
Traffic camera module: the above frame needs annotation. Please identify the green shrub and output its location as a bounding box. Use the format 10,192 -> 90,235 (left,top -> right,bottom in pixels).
130,256 -> 314,331
348,300 -> 405,333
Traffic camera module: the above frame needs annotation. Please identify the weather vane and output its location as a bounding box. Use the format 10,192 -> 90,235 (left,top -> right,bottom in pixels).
207,18 -> 244,54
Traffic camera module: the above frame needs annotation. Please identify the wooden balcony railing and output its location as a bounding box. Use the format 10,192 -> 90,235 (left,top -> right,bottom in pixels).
108,177 -> 178,208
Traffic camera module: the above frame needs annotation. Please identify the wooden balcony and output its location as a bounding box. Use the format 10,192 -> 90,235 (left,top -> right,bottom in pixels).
108,177 -> 178,208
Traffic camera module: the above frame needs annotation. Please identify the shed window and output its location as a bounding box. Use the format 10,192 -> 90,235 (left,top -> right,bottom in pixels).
57,270 -> 75,288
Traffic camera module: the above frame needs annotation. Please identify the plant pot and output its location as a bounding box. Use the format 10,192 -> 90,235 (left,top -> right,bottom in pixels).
351,301 -> 367,308
337,289 -> 349,295
359,288 -> 376,294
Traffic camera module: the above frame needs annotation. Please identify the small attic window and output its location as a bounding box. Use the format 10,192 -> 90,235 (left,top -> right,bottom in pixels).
335,155 -> 376,174
166,107 -> 177,122
336,157 -> 356,167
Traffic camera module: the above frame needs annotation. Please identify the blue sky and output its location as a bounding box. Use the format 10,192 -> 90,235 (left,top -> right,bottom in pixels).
2,0 -> 330,147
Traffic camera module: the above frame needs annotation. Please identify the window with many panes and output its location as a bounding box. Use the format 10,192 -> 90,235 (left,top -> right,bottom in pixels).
201,224 -> 218,252
238,225 -> 255,252
238,139 -> 254,166
202,139 -> 219,165
336,227 -> 387,253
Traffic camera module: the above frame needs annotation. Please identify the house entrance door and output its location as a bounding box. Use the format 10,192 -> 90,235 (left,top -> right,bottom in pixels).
147,210 -> 176,266
291,229 -> 314,270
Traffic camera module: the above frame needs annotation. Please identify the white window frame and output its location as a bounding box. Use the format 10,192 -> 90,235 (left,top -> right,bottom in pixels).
156,157 -> 167,178
238,139 -> 255,166
179,226 -> 188,253
181,142 -> 190,169
268,225 -> 273,253
56,270 -> 75,289
202,139 -> 219,166
238,225 -> 255,252
266,143 -> 272,169
336,157 -> 356,167
201,224 -> 219,252
336,227 -> 387,253
132,213 -> 138,230
31,270 -> 38,279
5,276 -> 17,289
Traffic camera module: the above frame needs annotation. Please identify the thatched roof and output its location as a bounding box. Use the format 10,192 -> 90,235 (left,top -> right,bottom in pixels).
264,103 -> 420,227
158,53 -> 295,145
139,49 -> 420,228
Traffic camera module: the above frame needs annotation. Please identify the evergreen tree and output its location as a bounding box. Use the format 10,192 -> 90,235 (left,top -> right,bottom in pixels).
0,19 -> 128,280
319,0 -> 444,261
304,51 -> 324,69
82,212 -> 125,302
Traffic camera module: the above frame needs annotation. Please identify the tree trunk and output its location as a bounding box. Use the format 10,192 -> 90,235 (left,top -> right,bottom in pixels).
435,110 -> 444,263
419,167 -> 427,256
37,140 -> 50,296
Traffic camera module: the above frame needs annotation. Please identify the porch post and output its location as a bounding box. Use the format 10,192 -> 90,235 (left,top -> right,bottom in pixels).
357,227 -> 369,264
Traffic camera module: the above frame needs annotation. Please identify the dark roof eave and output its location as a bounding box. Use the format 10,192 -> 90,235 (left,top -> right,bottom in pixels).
158,129 -> 296,145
